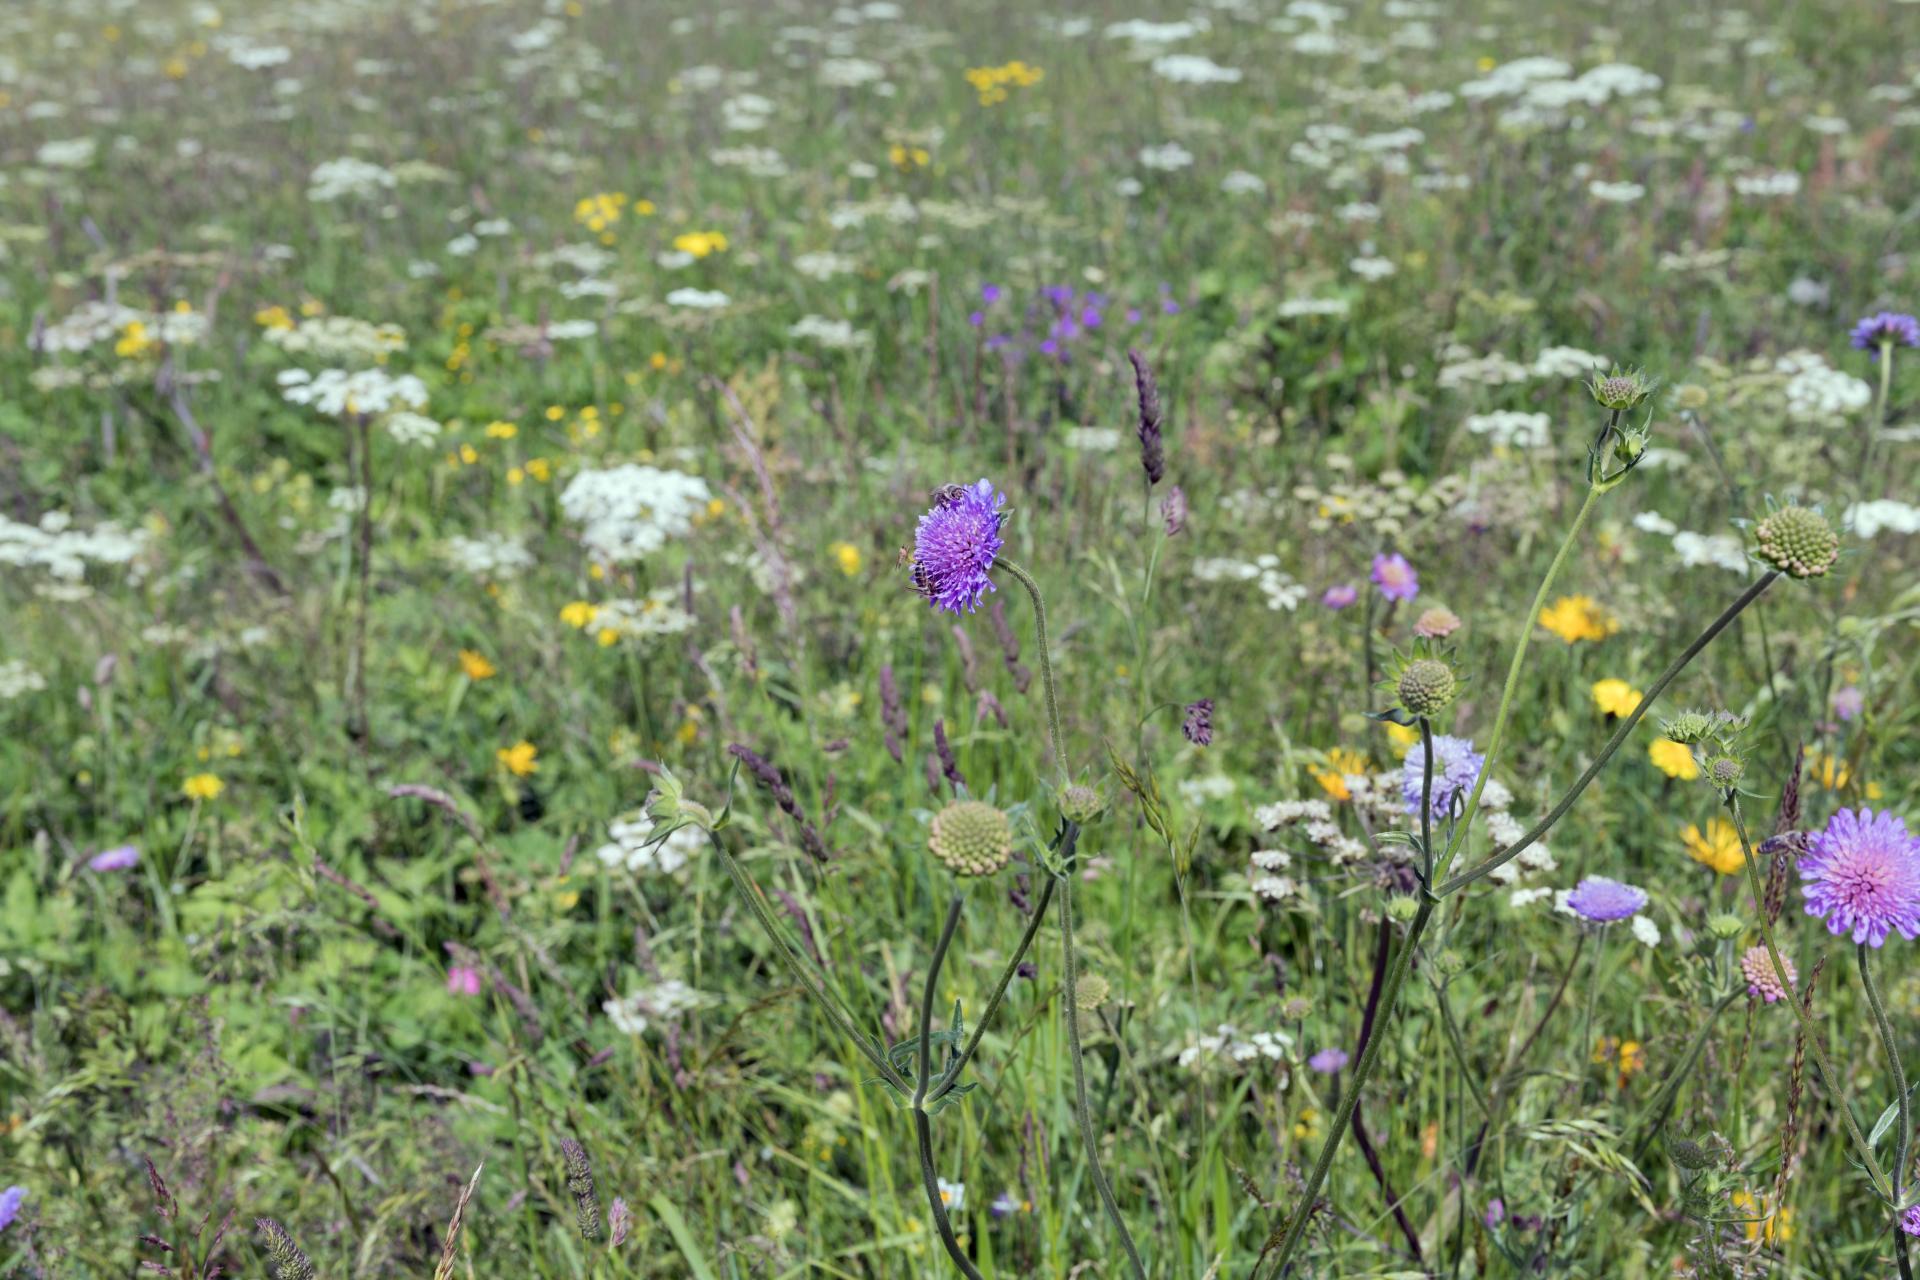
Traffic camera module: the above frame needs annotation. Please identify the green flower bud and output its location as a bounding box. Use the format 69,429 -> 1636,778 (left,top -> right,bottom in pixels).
1706,912 -> 1745,941
1434,949 -> 1467,977
929,800 -> 1014,877
1589,368 -> 1654,411
1386,894 -> 1421,924
1706,755 -> 1744,788
1059,783 -> 1106,825
1668,1139 -> 1715,1171
1753,505 -> 1840,580
1281,995 -> 1313,1020
1660,710 -> 1714,746
1396,658 -> 1457,718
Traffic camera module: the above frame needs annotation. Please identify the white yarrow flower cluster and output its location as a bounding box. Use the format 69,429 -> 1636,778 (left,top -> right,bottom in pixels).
602,978 -> 704,1035
307,157 -> 397,202
279,367 -> 429,418
445,533 -> 536,577
0,660 -> 48,700
559,465 -> 711,562
596,813 -> 702,874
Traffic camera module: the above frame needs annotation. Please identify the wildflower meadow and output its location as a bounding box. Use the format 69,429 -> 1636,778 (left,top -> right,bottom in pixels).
7,0 -> 1920,1276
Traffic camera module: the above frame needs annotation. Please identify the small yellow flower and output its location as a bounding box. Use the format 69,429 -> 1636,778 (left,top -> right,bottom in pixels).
115,321 -> 153,359
1730,1191 -> 1794,1244
182,772 -> 224,800
484,420 -> 517,439
672,230 -> 730,258
1384,721 -> 1420,752
559,601 -> 600,629
1590,678 -> 1642,718
253,304 -> 294,330
1311,747 -> 1370,802
497,741 -> 539,777
525,458 -> 552,482
1683,819 -> 1744,875
1292,1107 -> 1321,1142
1538,595 -> 1617,644
1648,738 -> 1700,779
458,650 -> 497,680
829,541 -> 864,577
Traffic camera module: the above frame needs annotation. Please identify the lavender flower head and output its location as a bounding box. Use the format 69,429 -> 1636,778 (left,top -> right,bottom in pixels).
1566,876 -> 1647,923
0,1185 -> 22,1233
1183,698 -> 1214,746
1799,808 -> 1920,947
1370,552 -> 1419,602
87,844 -> 138,872
1320,583 -> 1357,610
1307,1047 -> 1349,1073
1401,734 -> 1484,822
1849,311 -> 1920,355
911,479 -> 1007,614
1904,1204 -> 1920,1239
1831,684 -> 1864,722
1740,945 -> 1795,1004
1483,1198 -> 1505,1229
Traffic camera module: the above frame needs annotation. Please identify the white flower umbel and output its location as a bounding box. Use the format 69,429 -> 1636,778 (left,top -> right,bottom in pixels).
559,465 -> 711,563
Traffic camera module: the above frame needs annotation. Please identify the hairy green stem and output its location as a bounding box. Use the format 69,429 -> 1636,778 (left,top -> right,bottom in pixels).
706,830 -> 910,1093
929,872 -> 1058,1104
1438,571 -> 1781,897
913,894 -> 983,1279
1432,484 -> 1601,884
1859,942 -> 1913,1279
1727,799 -> 1888,1197
1061,864 -> 1148,1279
994,557 -> 1067,782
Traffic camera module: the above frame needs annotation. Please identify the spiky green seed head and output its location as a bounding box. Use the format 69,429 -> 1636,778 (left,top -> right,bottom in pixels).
1589,368 -> 1654,411
929,800 -> 1013,876
1396,659 -> 1457,717
1754,505 -> 1839,579
1661,710 -> 1714,745
256,1219 -> 317,1280
1706,912 -> 1745,941
1434,948 -> 1467,977
1281,995 -> 1313,1020
1669,1139 -> 1715,1171
1707,755 -> 1744,787
1059,783 -> 1106,825
1386,894 -> 1421,924
1074,972 -> 1112,1011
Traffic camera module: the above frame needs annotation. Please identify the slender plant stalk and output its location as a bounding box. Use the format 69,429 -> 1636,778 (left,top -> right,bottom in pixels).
1727,799 -> 1889,1197
1431,484 -> 1601,884
705,830 -> 911,1093
1061,865 -> 1148,1280
1438,571 -> 1781,897
913,895 -> 984,1279
994,557 -> 1066,782
929,866 -> 1059,1104
1859,942 -> 1914,1280
1629,987 -> 1741,1163
1418,718 -> 1435,887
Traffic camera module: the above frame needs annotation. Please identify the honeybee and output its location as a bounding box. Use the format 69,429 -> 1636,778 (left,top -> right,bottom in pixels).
928,483 -> 969,509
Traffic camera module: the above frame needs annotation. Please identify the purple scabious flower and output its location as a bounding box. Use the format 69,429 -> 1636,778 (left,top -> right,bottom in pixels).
1401,734 -> 1484,822
1182,698 -> 1214,746
87,844 -> 138,871
1849,311 -> 1920,355
1904,1203 -> 1920,1239
0,1185 -> 22,1233
1566,876 -> 1647,923
1799,808 -> 1920,947
1321,583 -> 1358,610
1483,1198 -> 1505,1229
1308,1047 -> 1349,1073
1740,945 -> 1795,1004
1370,552 -> 1419,602
911,479 -> 1007,614
1831,684 -> 1864,722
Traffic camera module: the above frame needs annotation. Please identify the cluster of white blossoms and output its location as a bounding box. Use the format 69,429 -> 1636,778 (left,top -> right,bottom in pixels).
1777,352 -> 1872,422
1843,500 -> 1920,539
788,315 -> 871,349
594,590 -> 697,642
1191,555 -> 1306,611
264,316 -> 407,362
595,812 -> 702,874
559,464 -> 711,562
1465,410 -> 1551,449
0,660 -> 48,701
36,301 -> 208,355
444,533 -> 535,578
0,511 -> 150,583
602,978 -> 704,1036
1256,795 -> 1368,871
1178,1024 -> 1293,1077
278,367 -> 430,418
1152,54 -> 1242,84
1631,512 -> 1749,572
306,156 -> 396,202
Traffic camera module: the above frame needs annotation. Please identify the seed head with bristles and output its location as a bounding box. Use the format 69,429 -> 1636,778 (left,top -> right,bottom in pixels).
559,1137 -> 602,1240
1127,348 -> 1166,487
257,1218 -> 317,1280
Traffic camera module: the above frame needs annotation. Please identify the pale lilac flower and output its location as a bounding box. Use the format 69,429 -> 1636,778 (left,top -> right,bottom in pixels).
1740,946 -> 1795,1004
1183,699 -> 1214,746
1321,583 -> 1358,610
1566,876 -> 1647,923
1402,734 -> 1484,822
1370,552 -> 1419,602
87,844 -> 138,871
447,966 -> 483,996
1484,1198 -> 1505,1229
1799,808 -> 1920,947
1850,311 -> 1920,355
1308,1047 -> 1349,1073
1831,685 -> 1864,721
0,1186 -> 22,1233
1903,1203 -> 1920,1238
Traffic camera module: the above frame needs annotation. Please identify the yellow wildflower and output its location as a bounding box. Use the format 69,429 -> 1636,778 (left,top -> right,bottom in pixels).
1538,595 -> 1617,643
115,321 -> 153,359
1311,747 -> 1370,802
672,230 -> 729,258
1648,738 -> 1700,780
1590,678 -> 1641,717
1683,819 -> 1744,875
1384,721 -> 1420,752
829,541 -> 864,576
559,601 -> 599,629
458,650 -> 497,680
484,420 -> 517,439
1730,1192 -> 1794,1245
496,741 -> 539,777
254,304 -> 294,330
182,772 -> 224,800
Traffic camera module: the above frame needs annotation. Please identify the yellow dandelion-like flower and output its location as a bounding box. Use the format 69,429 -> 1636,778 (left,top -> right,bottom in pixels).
458,650 -> 497,680
1648,738 -> 1699,780
1537,595 -> 1618,644
829,541 -> 863,577
496,741 -> 539,777
182,772 -> 225,800
672,230 -> 730,259
1590,678 -> 1642,718
1683,819 -> 1744,876
559,601 -> 599,629
1311,747 -> 1370,802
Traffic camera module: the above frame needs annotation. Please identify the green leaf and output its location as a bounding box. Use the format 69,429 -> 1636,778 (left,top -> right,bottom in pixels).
648,1195 -> 719,1280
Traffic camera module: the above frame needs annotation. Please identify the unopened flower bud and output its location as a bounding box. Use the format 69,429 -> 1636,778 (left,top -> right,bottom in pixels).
1754,505 -> 1839,580
1706,912 -> 1745,941
929,800 -> 1014,877
1386,894 -> 1421,923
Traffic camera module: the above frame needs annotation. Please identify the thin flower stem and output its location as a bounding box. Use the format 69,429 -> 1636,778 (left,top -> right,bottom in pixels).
1258,899 -> 1436,1280
1727,799 -> 1889,1198
1629,987 -> 1741,1164
1437,571 -> 1781,897
911,894 -> 984,1280
1431,484 -> 1601,885
705,830 -> 911,1094
1859,942 -> 1913,1279
929,871 -> 1058,1104
1418,718 -> 1435,887
1060,864 -> 1148,1280
994,557 -> 1067,783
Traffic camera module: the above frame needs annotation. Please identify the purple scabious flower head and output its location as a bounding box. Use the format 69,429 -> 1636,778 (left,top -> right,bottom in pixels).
1904,1203 -> 1920,1239
1740,945 -> 1795,1004
911,479 -> 1007,614
0,1185 -> 22,1233
1849,311 -> 1920,355
1308,1047 -> 1349,1073
1483,1198 -> 1505,1229
1799,808 -> 1920,947
1370,552 -> 1419,602
1321,583 -> 1358,610
1566,876 -> 1648,923
1831,684 -> 1864,722
87,843 -> 139,871
1401,734 -> 1484,822
1182,698 -> 1214,746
